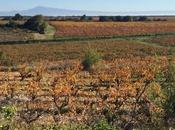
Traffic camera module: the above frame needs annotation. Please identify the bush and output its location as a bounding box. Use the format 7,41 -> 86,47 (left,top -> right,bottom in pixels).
82,49 -> 101,71
0,105 -> 16,130
92,118 -> 119,130
0,105 -> 16,120
23,15 -> 49,34
39,22 -> 50,34
5,19 -> 19,28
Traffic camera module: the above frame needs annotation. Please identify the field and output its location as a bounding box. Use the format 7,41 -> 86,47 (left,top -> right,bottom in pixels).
50,21 -> 175,38
0,39 -> 168,64
0,56 -> 171,129
144,35 -> 175,47
1,20 -> 175,129
0,27 -> 35,42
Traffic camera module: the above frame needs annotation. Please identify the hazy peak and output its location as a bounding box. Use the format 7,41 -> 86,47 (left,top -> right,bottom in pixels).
0,6 -> 175,16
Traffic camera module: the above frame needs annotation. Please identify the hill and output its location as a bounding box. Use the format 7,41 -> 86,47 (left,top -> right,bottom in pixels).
1,6 -> 175,16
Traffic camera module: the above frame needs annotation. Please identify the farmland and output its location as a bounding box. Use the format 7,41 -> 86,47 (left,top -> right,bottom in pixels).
0,39 -> 169,65
0,56 -> 172,129
50,21 -> 175,38
0,27 -> 35,42
144,35 -> 175,47
1,19 -> 175,130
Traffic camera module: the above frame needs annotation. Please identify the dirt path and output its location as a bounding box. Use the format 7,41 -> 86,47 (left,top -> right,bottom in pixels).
1,32 -> 175,45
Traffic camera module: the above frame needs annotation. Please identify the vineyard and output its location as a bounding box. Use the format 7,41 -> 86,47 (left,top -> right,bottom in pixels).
0,56 -> 174,130
1,20 -> 175,129
50,21 -> 175,38
0,39 -> 168,64
144,36 -> 175,47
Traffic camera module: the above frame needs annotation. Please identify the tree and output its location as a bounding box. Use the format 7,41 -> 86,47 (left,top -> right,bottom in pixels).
113,16 -> 123,22
99,16 -> 110,22
23,15 -> 48,34
132,16 -> 139,21
12,13 -> 23,20
138,16 -> 148,21
122,16 -> 132,22
80,14 -> 88,21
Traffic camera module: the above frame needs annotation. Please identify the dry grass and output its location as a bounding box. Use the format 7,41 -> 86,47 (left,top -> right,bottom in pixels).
0,28 -> 35,42
0,20 -> 8,25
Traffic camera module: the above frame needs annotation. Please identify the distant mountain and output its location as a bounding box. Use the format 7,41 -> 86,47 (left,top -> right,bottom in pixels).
0,6 -> 115,16
0,6 -> 175,16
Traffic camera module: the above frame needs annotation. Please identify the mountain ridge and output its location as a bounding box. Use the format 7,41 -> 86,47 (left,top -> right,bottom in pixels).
0,6 -> 175,16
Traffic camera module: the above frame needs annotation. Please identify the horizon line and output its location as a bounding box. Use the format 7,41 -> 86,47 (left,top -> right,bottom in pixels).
1,6 -> 175,13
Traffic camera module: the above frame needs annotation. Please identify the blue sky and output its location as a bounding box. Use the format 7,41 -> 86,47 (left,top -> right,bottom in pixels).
1,0 -> 175,12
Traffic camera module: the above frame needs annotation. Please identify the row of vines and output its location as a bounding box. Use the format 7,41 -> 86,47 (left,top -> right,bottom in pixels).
0,56 -> 175,129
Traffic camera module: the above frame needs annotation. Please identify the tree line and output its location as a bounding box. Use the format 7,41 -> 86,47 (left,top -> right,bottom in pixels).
80,15 -> 167,22
99,16 -> 148,22
2,13 -> 168,22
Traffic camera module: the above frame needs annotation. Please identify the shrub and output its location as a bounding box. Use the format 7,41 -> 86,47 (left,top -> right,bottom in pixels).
39,21 -> 49,34
23,15 -> 49,34
0,105 -> 16,130
5,19 -> 19,28
82,49 -> 101,71
92,118 -> 119,130
0,105 -> 16,120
